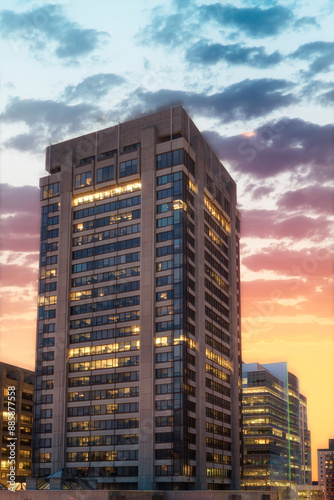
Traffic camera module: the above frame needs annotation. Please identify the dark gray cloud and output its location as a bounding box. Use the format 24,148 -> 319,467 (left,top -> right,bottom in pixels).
186,40 -> 283,67
63,73 -> 126,102
203,118 -> 334,181
198,3 -> 293,37
0,4 -> 109,61
290,41 -> 334,74
1,97 -> 103,152
119,78 -> 295,124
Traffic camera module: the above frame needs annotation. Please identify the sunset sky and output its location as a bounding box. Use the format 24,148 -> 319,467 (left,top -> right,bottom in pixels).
0,0 -> 333,481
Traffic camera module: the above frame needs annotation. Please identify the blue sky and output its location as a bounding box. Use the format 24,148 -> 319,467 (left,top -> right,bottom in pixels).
0,0 -> 333,479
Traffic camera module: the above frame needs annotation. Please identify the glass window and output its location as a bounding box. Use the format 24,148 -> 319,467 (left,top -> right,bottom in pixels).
97,165 -> 114,183
75,171 -> 92,188
120,159 -> 138,178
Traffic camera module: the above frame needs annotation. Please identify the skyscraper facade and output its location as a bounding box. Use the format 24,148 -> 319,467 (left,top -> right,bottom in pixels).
318,440 -> 334,500
32,106 -> 242,491
242,362 -> 311,488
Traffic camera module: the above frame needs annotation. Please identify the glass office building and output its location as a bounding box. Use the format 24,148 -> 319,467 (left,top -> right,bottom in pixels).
32,106 -> 242,490
242,362 -> 312,488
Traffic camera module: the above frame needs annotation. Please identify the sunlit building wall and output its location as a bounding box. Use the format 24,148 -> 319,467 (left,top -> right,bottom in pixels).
242,362 -> 312,488
32,106 -> 242,491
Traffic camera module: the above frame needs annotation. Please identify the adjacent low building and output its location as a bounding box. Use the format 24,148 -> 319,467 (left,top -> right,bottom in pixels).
242,362 -> 312,489
318,439 -> 334,500
0,362 -> 34,490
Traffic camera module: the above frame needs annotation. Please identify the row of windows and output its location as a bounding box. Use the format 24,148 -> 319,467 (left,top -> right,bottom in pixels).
204,211 -> 228,244
205,307 -> 229,331
68,386 -> 139,402
69,325 -> 139,343
70,281 -> 140,301
70,295 -> 140,315
206,393 -> 231,411
204,224 -> 228,257
68,340 -> 140,358
67,402 -> 139,416
67,418 -> 139,432
41,203 -> 59,215
41,214 -> 59,227
205,363 -> 230,383
40,183 -> 60,200
70,310 -> 140,329
206,437 -> 231,451
156,149 -> 195,176
205,265 -> 229,294
120,158 -> 138,177
204,251 -> 229,281
67,434 -> 138,447
206,423 -> 231,439
205,293 -> 229,320
72,237 -> 140,260
205,334 -> 230,358
41,228 -> 59,241
73,195 -> 141,220
97,164 -> 114,183
205,278 -> 229,306
206,378 -> 231,397
73,209 -> 140,233
72,266 -> 140,288
206,407 -> 231,424
40,241 -> 58,253
69,355 -> 139,372
38,308 -> 56,320
72,251 -> 140,273
67,450 -> 138,462
205,238 -> 229,268
68,371 -> 139,387
73,223 -> 141,247
39,281 -> 57,293
75,171 -> 92,188
69,466 -> 138,477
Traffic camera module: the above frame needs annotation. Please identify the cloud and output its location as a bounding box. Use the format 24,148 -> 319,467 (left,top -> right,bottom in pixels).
0,184 -> 40,253
1,97 -> 103,152
242,245 -> 333,278
290,41 -> 334,74
203,118 -> 334,181
0,263 -> 38,288
139,9 -> 195,48
0,4 -> 110,61
278,185 -> 334,214
241,210 -> 332,241
198,4 -> 294,37
118,78 -> 295,124
63,73 -> 126,102
293,16 -> 319,30
185,41 -> 283,68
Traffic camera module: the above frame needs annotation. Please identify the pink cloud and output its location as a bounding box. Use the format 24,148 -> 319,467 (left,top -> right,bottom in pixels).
241,209 -> 332,240
242,245 -> 333,277
0,263 -> 38,287
0,184 -> 39,215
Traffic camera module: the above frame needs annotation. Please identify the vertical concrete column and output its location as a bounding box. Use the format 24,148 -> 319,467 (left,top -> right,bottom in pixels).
138,125 -> 157,489
229,194 -> 241,490
194,141 -> 207,490
52,166 -> 72,472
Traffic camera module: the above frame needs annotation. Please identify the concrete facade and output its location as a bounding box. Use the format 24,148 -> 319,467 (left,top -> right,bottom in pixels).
318,440 -> 334,500
33,106 -> 242,490
0,362 -> 34,489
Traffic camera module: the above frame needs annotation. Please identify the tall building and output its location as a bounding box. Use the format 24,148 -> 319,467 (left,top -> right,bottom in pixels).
0,362 -> 34,489
242,362 -> 312,489
318,439 -> 334,500
32,106 -> 242,491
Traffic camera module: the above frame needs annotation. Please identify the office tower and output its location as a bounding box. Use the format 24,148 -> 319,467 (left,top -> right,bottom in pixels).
0,362 -> 34,489
242,362 -> 312,488
318,440 -> 334,500
32,106 -> 242,491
